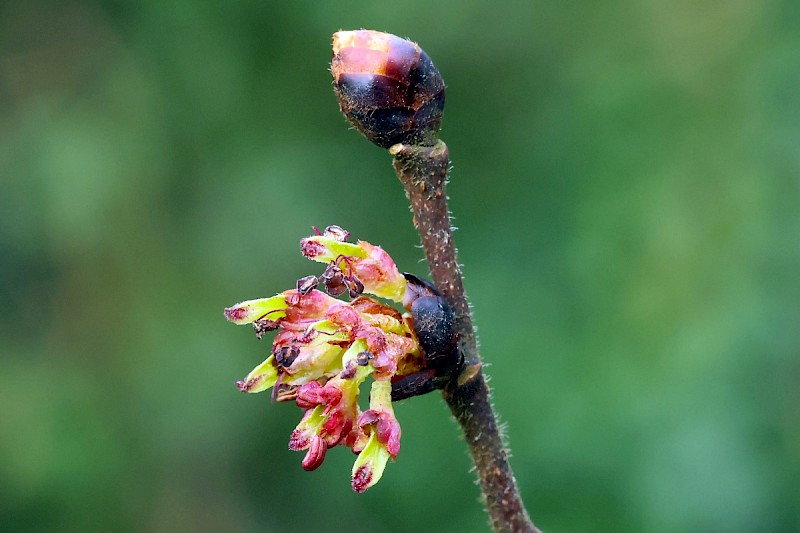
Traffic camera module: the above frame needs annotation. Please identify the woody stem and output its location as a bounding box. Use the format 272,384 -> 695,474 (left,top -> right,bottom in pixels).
390,141 -> 541,533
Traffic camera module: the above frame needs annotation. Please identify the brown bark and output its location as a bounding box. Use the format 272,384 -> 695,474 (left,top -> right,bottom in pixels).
391,141 -> 541,533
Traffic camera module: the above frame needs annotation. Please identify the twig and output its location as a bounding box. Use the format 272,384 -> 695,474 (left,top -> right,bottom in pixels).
391,142 -> 541,533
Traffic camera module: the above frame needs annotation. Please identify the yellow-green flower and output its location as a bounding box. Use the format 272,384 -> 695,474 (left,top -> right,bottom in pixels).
351,380 -> 401,493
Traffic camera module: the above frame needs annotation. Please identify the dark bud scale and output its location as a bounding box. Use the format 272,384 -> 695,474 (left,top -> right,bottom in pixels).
332,30 -> 445,149
403,273 -> 458,367
392,273 -> 463,401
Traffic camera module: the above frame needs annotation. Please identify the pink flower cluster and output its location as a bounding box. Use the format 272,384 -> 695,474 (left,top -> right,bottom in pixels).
224,227 -> 420,491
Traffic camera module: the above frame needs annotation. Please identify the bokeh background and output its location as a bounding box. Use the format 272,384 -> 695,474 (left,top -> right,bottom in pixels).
2,1 -> 799,531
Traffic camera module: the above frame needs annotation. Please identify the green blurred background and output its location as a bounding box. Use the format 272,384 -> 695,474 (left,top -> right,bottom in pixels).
2,1 -> 799,531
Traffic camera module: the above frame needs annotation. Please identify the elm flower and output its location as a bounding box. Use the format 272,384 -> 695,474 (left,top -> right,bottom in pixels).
351,380 -> 401,492
300,226 -> 407,302
224,227 -> 426,491
289,341 -> 373,470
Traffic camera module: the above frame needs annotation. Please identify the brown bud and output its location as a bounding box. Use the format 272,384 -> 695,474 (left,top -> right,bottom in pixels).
331,30 -> 445,148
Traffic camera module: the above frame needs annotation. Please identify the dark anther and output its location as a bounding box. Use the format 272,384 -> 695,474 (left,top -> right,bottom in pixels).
322,263 -> 347,296
275,345 -> 300,368
340,359 -> 358,379
356,350 -> 374,366
325,279 -> 347,297
323,225 -> 350,241
253,318 -> 280,339
346,275 -> 365,298
296,275 -> 319,295
273,383 -> 300,403
321,263 -> 340,282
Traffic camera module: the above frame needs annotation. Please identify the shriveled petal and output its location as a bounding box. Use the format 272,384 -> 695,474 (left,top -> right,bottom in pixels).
370,332 -> 419,378
292,367 -> 368,454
